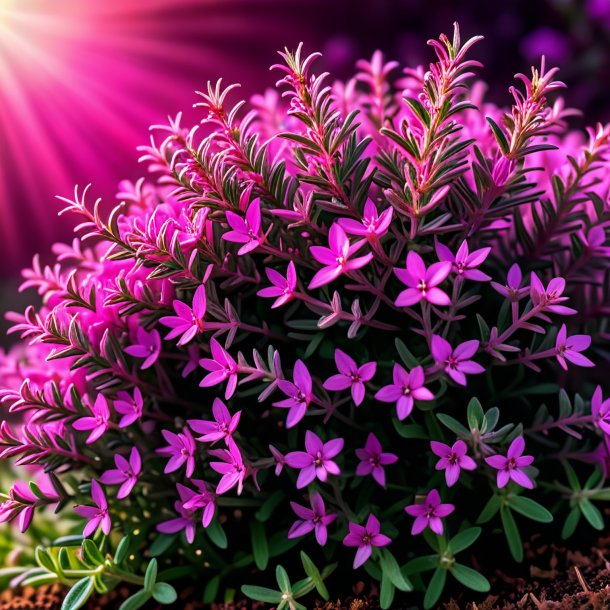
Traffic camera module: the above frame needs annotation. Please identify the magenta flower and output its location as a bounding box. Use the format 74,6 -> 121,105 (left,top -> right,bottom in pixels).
375,364 -> 434,420
555,324 -> 594,370
181,480 -> 216,528
288,491 -> 337,546
491,263 -> 528,301
592,386 -> 610,435
257,261 -> 297,308
355,433 -> 398,487
72,394 -> 110,444
343,514 -> 391,569
223,199 -> 262,255
431,335 -> 485,386
394,251 -> 452,307
405,489 -> 455,535
160,284 -> 207,346
157,428 -> 196,478
430,440 -> 476,487
156,483 -> 200,543
188,398 -> 240,445
269,444 -> 287,476
323,349 -> 376,406
124,327 -> 161,369
529,273 -> 576,315
114,387 -> 143,428
338,200 -> 393,240
285,431 -> 344,488
308,224 -> 373,289
435,240 -> 491,282
273,360 -> 313,428
181,346 -> 200,378
485,436 -> 534,489
209,437 -> 247,495
74,480 -> 111,537
199,338 -> 239,399
0,479 -> 58,533
100,447 -> 141,499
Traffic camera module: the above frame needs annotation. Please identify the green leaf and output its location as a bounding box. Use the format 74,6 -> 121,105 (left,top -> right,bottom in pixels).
379,569 -> 395,610
300,552 -> 329,600
149,534 -> 176,557
250,521 -> 269,571
451,564 -> 490,592
379,549 -> 412,592
436,413 -> 469,437
501,507 -> 523,562
449,527 -> 481,554
562,506 -> 581,539
395,338 -> 420,369
118,590 -> 151,610
403,555 -> 439,575
486,116 -> 509,154
508,495 -> 553,523
206,518 -> 228,549
114,536 -> 130,565
61,577 -> 95,610
81,539 -> 104,567
152,582 -> 178,605
144,559 -> 158,592
35,547 -> 57,574
423,568 -> 446,610
579,499 -> 604,530
477,494 -> 501,524
466,398 -> 484,430
203,575 -> 220,604
255,491 -> 285,522
241,585 -> 282,604
276,565 -> 291,593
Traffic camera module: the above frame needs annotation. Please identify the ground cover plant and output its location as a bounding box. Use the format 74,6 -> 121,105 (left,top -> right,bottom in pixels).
0,23 -> 610,610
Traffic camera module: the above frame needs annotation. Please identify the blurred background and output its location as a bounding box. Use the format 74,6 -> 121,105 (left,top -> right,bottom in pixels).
0,0 -> 609,290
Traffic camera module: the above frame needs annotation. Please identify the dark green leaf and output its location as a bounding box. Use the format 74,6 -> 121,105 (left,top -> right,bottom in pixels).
250,521 -> 269,571
562,506 -> 580,539
81,539 -> 104,567
579,499 -> 604,530
241,585 -> 282,604
508,496 -> 553,523
114,536 -> 130,565
501,507 -> 523,562
152,582 -> 177,605
423,568 -> 446,610
61,577 -> 95,610
206,519 -> 228,549
379,549 -> 412,592
300,552 -> 329,600
451,564 -> 490,592
144,559 -> 158,592
449,527 -> 481,554
118,590 -> 151,610
379,569 -> 395,610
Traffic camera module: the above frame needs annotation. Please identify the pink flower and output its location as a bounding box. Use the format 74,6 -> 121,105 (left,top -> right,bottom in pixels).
431,336 -> 485,386
257,261 -> 297,308
124,327 -> 161,369
592,386 -> 610,435
160,284 -> 207,346
435,240 -> 491,282
529,273 -> 576,316
485,436 -> 534,489
285,431 -> 344,489
72,394 -> 110,444
181,346 -> 200,378
343,514 -> 391,569
181,480 -> 216,528
269,444 -> 286,476
405,489 -> 455,535
114,387 -> 143,428
157,428 -> 197,478
156,483 -> 200,543
188,398 -> 240,445
223,199 -> 262,255
491,263 -> 528,301
375,364 -> 434,420
199,338 -> 239,399
323,349 -> 376,406
355,433 -> 398,487
555,324 -> 594,370
100,447 -> 141,499
338,200 -> 393,240
430,440 -> 476,487
308,224 -> 373,289
74,480 -> 111,537
0,478 -> 58,533
273,360 -> 313,428
209,437 -> 247,495
288,491 -> 337,545
394,251 -> 452,307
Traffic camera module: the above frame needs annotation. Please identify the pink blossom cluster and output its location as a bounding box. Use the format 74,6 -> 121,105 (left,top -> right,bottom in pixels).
1,24 -> 609,608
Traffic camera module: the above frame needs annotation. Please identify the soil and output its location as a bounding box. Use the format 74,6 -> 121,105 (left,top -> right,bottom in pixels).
3,536 -> 610,610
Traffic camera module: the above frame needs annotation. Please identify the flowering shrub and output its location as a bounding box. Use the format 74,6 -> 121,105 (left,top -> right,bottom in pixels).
1,23 -> 610,610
